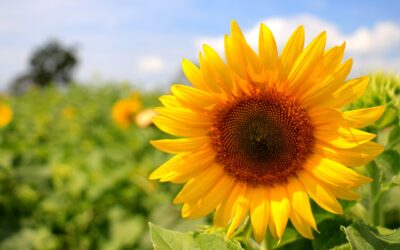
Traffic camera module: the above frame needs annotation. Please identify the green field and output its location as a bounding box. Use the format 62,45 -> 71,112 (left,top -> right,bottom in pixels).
0,74 -> 399,249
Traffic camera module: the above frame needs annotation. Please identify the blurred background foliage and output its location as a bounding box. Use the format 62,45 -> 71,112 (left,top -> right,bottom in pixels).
0,85 -> 206,250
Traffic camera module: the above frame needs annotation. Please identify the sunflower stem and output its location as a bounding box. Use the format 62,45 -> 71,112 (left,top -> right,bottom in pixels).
367,161 -> 383,226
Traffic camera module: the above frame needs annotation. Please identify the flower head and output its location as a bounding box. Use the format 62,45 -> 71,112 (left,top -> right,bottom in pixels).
112,93 -> 142,128
150,21 -> 384,242
0,103 -> 13,127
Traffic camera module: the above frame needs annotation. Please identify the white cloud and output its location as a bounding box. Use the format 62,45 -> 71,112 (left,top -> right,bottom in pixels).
136,56 -> 166,74
195,14 -> 400,74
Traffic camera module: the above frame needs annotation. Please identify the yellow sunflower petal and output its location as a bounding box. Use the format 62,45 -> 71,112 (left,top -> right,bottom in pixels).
287,177 -> 317,230
288,31 -> 326,93
324,127 -> 376,149
155,107 -> 211,127
302,59 -> 352,108
171,84 -> 217,111
298,170 -> 343,214
174,163 -> 223,204
249,187 -> 269,243
202,44 -> 234,95
268,208 -> 278,239
231,20 -> 261,78
214,183 -> 245,227
311,108 -> 343,140
226,185 -> 249,238
259,24 -> 278,71
280,25 -> 305,80
153,115 -> 208,137
343,106 -> 385,129
320,43 -> 346,77
289,209 -> 314,239
149,148 -> 215,183
181,175 -> 235,218
328,186 -> 361,201
305,157 -> 372,189
224,35 -> 248,80
269,185 -> 290,239
321,76 -> 369,108
159,95 -> 182,108
315,141 -> 384,167
150,136 -> 210,154
182,59 -> 208,90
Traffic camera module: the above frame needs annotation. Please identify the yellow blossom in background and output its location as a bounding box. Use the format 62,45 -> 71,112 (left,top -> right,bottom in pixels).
112,93 -> 142,128
62,107 -> 77,119
150,21 -> 384,242
0,103 -> 13,127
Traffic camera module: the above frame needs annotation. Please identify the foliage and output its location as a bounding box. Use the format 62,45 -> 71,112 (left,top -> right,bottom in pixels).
150,223 -> 243,250
0,85 -> 203,250
341,222 -> 400,249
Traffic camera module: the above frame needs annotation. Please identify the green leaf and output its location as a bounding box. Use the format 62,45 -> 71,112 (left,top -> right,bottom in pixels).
331,243 -> 351,250
149,223 -> 243,250
312,218 -> 349,250
375,150 -> 400,185
341,222 -> 400,250
387,126 -> 400,149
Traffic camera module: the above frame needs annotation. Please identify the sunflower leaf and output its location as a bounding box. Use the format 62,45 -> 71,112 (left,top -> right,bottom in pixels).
387,126 -> 400,149
149,223 -> 243,250
341,222 -> 400,250
312,218 -> 349,250
375,150 -> 400,182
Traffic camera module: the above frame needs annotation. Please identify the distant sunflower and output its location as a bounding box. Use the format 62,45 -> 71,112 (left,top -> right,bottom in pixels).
62,107 -> 77,119
150,21 -> 384,242
112,93 -> 142,128
0,103 -> 13,127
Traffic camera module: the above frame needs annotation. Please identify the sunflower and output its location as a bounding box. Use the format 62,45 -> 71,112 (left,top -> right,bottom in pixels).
150,21 -> 384,242
0,103 -> 13,127
62,107 -> 77,119
112,93 -> 142,128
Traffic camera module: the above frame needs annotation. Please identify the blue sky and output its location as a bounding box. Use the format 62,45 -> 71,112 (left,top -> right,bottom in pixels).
1,0 -> 399,89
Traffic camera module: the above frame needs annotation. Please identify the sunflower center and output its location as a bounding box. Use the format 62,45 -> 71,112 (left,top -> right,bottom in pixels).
210,90 -> 314,186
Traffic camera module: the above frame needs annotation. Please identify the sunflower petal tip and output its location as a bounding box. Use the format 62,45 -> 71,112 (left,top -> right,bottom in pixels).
149,140 -> 163,150
230,19 -> 238,27
364,176 -> 374,183
202,44 -> 210,51
148,171 -> 160,180
230,20 -> 243,36
181,58 -> 191,65
172,196 -> 182,204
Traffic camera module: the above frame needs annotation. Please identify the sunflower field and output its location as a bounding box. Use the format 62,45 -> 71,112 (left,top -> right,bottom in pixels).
0,85 -> 204,250
0,73 -> 398,250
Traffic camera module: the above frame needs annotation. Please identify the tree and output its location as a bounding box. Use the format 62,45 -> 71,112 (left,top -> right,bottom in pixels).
11,40 -> 78,92
29,40 -> 78,87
